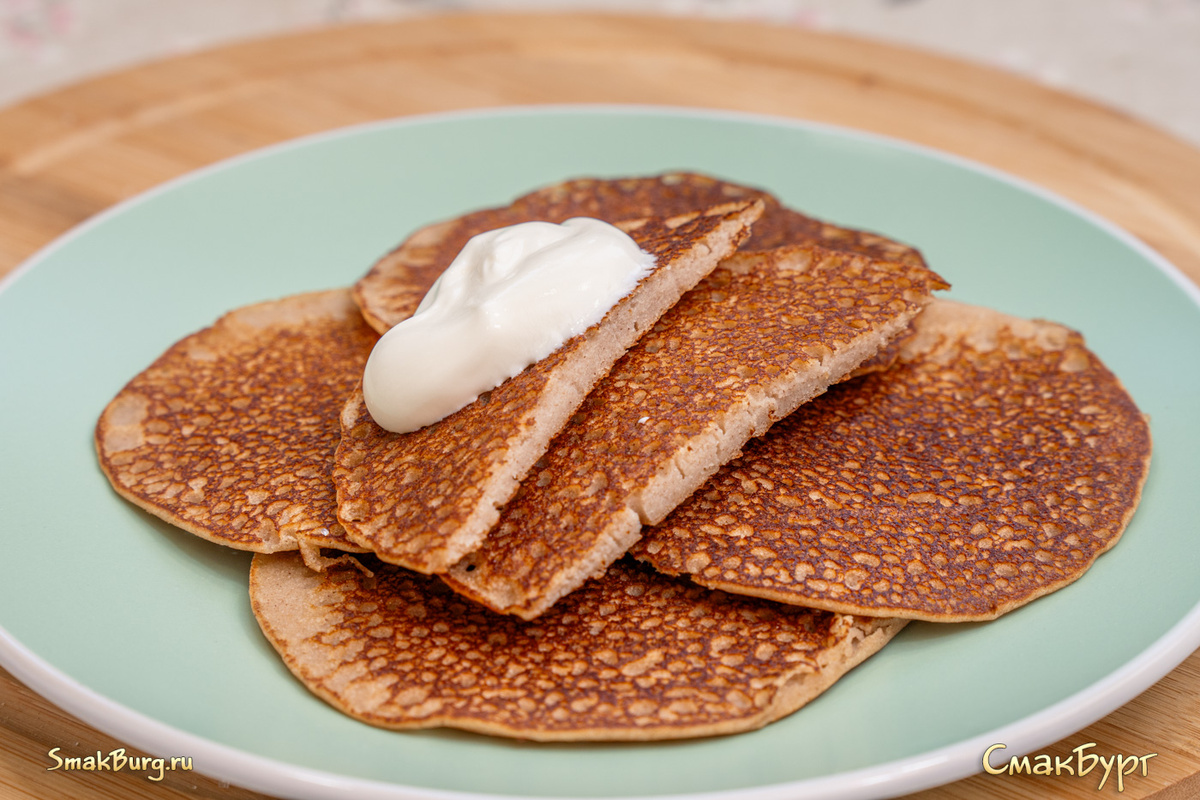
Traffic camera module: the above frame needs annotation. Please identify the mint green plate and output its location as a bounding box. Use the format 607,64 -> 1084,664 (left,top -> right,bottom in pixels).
2,107 -> 1198,800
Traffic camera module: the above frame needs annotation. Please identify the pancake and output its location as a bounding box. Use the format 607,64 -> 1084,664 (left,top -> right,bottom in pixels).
250,551 -> 905,741
633,300 -> 1152,622
442,245 -> 949,619
95,289 -> 377,566
352,172 -> 926,334
514,173 -> 928,265
335,202 -> 762,574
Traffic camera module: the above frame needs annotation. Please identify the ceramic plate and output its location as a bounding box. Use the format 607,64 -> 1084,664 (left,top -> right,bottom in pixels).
2,107 -> 1199,800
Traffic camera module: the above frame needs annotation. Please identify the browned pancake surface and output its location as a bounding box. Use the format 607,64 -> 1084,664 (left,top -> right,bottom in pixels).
510,173 -> 926,265
96,289 -> 377,555
250,552 -> 904,741
443,245 -> 948,619
633,300 -> 1152,621
353,173 -> 925,333
336,203 -> 760,574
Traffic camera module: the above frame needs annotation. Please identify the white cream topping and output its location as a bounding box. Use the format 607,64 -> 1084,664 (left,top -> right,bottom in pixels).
362,217 -> 656,433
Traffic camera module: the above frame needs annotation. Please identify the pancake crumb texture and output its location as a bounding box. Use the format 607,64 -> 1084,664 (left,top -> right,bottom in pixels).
634,300 -> 1152,621
353,173 -> 926,333
519,173 -> 927,266
444,245 -> 948,619
250,552 -> 904,741
335,203 -> 761,575
95,290 -> 378,553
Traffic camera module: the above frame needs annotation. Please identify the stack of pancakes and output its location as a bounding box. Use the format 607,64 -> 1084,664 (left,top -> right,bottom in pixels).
96,173 -> 1151,741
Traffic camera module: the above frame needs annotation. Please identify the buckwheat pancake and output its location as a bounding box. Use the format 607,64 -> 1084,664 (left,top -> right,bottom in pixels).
443,245 -> 949,620
517,173 -> 928,266
336,202 -> 762,574
250,552 -> 905,741
633,300 -> 1152,622
96,290 -> 377,565
353,172 -> 925,334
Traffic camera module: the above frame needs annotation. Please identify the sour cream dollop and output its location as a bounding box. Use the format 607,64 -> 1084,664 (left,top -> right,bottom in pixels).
362,217 -> 655,433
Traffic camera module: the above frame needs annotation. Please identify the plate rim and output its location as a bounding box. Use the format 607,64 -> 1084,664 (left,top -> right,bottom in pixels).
5,604 -> 1200,800
2,102 -> 1198,800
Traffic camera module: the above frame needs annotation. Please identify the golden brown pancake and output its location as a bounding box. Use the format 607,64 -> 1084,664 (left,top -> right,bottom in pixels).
514,173 -> 928,265
250,552 -> 905,741
633,300 -> 1152,622
335,202 -> 762,574
352,172 -> 926,334
96,290 -> 377,565
442,245 -> 949,619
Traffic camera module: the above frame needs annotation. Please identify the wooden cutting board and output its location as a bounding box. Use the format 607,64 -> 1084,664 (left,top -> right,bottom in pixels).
0,13 -> 1197,800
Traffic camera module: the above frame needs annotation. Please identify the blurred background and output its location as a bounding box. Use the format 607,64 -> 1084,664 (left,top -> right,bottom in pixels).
1,0 -> 1198,147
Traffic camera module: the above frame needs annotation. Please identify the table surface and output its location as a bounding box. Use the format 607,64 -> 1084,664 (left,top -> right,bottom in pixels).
1,13 -> 1198,800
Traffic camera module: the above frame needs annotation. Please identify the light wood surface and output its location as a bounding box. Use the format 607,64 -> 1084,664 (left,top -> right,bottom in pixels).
1,13 -> 1197,800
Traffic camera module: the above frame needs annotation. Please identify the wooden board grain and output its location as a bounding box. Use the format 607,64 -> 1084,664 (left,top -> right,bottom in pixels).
0,13 -> 1197,800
